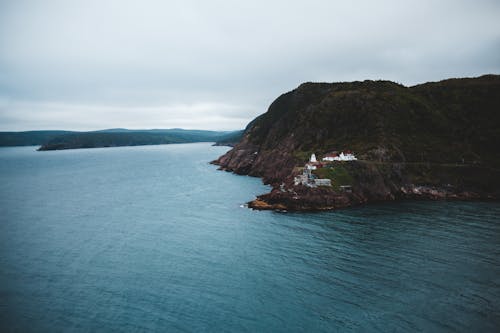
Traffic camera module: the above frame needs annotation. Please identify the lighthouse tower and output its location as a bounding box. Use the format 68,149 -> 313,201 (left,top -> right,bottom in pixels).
310,153 -> 317,163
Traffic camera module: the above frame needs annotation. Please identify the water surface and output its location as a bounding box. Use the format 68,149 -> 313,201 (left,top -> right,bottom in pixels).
1,143 -> 499,332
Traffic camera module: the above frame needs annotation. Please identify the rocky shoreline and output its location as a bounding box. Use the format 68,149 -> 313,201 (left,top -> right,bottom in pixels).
245,183 -> 490,212
212,75 -> 500,211
213,158 -> 498,212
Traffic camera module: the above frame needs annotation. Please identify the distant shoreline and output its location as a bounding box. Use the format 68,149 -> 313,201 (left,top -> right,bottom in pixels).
0,129 -> 243,150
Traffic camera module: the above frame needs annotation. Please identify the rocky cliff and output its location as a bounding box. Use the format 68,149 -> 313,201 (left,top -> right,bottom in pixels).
213,75 -> 500,210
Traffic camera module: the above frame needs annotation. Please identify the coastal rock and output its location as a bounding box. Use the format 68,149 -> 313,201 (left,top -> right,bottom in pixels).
214,75 -> 500,211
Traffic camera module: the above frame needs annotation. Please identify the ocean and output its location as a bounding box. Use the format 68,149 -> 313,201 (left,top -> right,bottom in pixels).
1,143 -> 499,332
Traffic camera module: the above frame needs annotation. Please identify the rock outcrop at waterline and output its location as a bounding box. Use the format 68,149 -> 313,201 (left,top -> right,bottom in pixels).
213,75 -> 500,211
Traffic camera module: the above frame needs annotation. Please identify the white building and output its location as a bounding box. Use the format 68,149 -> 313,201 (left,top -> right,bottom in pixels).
305,163 -> 317,170
314,179 -> 332,187
294,167 -> 313,186
294,167 -> 331,187
294,174 -> 309,186
310,153 -> 317,163
322,151 -> 357,161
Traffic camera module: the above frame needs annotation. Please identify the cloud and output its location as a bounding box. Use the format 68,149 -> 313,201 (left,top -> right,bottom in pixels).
1,0 -> 499,130
0,100 -> 252,131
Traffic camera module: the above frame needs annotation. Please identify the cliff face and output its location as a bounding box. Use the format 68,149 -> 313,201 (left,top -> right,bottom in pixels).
213,75 -> 500,210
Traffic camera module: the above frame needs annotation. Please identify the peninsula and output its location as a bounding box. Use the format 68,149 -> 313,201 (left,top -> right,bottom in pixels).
213,75 -> 500,210
0,129 -> 242,150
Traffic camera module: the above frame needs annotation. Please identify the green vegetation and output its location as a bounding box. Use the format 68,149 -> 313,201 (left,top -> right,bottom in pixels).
3,129 -> 245,150
292,150 -> 313,162
38,132 -> 183,150
244,75 -> 500,167
217,74 -> 500,194
214,130 -> 244,146
0,131 -> 74,147
313,165 -> 353,189
403,162 -> 500,192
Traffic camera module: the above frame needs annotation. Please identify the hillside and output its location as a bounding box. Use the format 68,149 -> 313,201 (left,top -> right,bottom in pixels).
212,130 -> 244,147
26,129 -> 239,150
0,131 -> 74,147
213,75 -> 500,210
0,129 -> 241,150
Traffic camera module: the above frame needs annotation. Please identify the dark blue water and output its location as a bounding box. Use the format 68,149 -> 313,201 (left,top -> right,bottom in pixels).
1,143 -> 499,332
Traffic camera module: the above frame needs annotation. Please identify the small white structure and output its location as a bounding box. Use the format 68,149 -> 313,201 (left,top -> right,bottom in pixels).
322,151 -> 357,162
294,167 -> 331,187
339,185 -> 352,192
305,162 -> 317,170
294,167 -> 313,186
294,174 -> 309,186
293,153 -> 332,187
314,179 -> 332,187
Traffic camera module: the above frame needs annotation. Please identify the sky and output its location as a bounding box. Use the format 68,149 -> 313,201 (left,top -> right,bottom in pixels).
1,0 -> 499,131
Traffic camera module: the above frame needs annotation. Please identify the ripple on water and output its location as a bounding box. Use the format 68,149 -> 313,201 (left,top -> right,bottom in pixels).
0,145 -> 499,332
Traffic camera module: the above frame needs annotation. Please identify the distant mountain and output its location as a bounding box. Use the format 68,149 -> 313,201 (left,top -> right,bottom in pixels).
0,129 -> 242,150
213,74 -> 500,210
0,131 -> 74,147
212,130 -> 244,147
37,129 -> 241,150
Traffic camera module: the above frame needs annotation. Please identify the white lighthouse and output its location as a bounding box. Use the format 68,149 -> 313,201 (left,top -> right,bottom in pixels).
310,153 -> 317,163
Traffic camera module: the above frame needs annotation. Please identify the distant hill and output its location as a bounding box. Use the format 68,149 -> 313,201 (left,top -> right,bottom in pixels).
213,74 -> 500,210
0,131 -> 74,147
37,129 -> 241,150
213,130 -> 244,147
0,129 -> 242,150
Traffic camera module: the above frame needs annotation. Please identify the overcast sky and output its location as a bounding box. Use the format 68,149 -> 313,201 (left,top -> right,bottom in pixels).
1,0 -> 499,131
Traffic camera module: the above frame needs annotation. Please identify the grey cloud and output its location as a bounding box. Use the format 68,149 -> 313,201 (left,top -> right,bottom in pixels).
1,0 -> 499,130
